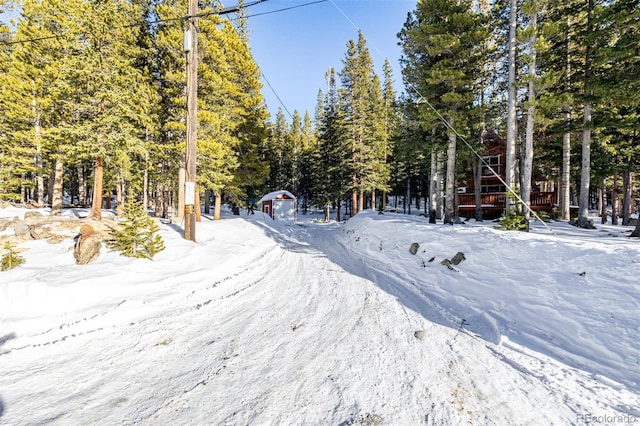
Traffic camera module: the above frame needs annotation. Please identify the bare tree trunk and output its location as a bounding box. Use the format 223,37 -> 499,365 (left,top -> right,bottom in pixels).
406,175 -> 411,215
599,178 -> 607,224
622,169 -> 631,225
204,189 -> 211,214
371,189 -> 376,211
155,182 -> 165,218
444,127 -> 457,225
77,164 -> 86,206
436,151 -> 444,219
51,157 -> 63,216
47,170 -> 54,207
577,0 -> 594,229
143,151 -> 149,210
473,156 -> 483,221
561,131 -> 571,220
214,188 -> 222,221
522,10 -> 537,231
561,17 -> 572,221
612,170 -> 619,225
32,95 -> 44,208
359,190 -> 364,213
116,170 -> 124,217
351,186 -> 358,217
505,0 -> 518,215
89,156 -> 104,220
325,204 -> 331,222
577,101 -> 592,228
429,149 -> 438,223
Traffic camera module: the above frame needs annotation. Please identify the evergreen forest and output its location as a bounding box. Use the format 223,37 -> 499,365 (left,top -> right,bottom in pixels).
0,0 -> 638,232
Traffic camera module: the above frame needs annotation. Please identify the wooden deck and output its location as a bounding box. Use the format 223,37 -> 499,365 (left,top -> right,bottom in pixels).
458,192 -> 556,219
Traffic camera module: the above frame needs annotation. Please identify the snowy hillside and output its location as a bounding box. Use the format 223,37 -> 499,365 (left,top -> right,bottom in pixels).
1,206 -> 639,425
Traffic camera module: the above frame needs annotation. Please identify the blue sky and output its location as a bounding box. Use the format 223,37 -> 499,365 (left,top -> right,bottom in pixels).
239,0 -> 416,120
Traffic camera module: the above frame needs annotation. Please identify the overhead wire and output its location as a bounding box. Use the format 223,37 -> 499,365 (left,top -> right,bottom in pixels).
326,0 -> 554,233
0,0 -> 269,46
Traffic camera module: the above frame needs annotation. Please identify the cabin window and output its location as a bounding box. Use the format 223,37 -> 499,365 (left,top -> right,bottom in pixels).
481,184 -> 506,193
482,155 -> 502,177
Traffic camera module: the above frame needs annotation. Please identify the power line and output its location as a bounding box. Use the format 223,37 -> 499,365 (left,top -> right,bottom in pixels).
240,0 -> 328,19
0,0 -> 269,46
326,0 -> 554,232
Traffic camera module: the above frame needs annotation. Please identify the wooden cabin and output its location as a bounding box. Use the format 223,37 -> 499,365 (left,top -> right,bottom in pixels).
457,132 -> 556,219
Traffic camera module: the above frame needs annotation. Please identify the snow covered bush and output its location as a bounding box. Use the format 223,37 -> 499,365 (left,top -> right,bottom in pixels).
109,199 -> 165,259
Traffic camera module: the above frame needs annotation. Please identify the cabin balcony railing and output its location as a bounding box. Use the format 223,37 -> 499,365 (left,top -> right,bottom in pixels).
458,192 -> 556,210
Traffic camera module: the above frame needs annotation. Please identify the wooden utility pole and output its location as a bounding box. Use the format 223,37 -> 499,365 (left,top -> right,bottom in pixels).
184,0 -> 198,241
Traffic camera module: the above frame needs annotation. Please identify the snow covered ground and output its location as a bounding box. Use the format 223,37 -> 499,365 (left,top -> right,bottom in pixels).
1,205 -> 639,425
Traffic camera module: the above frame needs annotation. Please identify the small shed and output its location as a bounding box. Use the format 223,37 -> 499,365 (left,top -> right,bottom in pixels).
258,190 -> 296,221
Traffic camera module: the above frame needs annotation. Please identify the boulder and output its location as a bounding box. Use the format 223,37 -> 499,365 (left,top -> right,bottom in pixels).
29,225 -> 52,240
24,211 -> 47,227
451,251 -> 466,265
73,224 -> 101,265
0,219 -> 11,232
13,220 -> 29,237
441,258 -> 458,272
409,242 -> 419,255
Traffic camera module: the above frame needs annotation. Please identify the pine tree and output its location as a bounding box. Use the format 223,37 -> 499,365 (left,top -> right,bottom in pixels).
312,68 -> 349,221
1,241 -> 25,271
399,0 -> 490,224
340,31 -> 377,215
110,199 -> 165,259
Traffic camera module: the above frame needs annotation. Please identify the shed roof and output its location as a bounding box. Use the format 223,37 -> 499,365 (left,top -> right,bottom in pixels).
257,190 -> 296,204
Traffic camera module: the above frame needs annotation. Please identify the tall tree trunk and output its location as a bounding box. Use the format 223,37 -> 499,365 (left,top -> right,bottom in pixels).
51,157 -> 63,216
89,156 -> 104,220
522,10 -> 537,231
560,17 -> 572,221
351,186 -> 358,217
631,217 -> 640,237
116,170 -> 124,217
143,151 -> 149,211
77,164 -> 86,206
599,178 -> 607,224
33,94 -> 44,208
371,189 -> 376,211
325,204 -> 331,222
436,151 -> 444,219
473,156 -> 483,221
406,175 -> 411,215
622,169 -> 631,225
214,188 -> 221,221
430,149 -> 438,222
577,0 -> 594,229
155,182 -> 166,218
47,170 -> 54,207
577,101 -> 592,228
505,0 -> 518,214
444,127 -> 457,225
612,170 -> 619,225
204,189 -> 211,214
561,131 -> 571,220
359,190 -> 364,212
